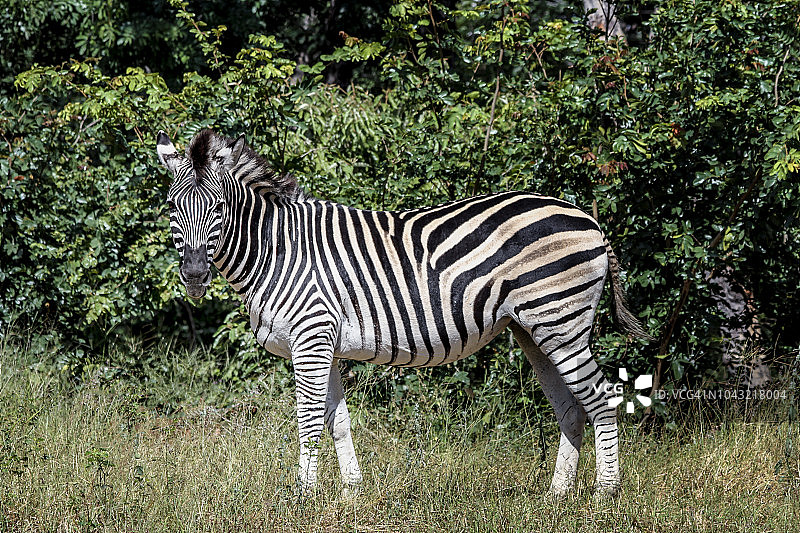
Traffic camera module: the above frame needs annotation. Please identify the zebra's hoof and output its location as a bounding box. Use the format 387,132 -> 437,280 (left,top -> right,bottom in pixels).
547,484 -> 575,500
340,483 -> 362,501
296,481 -> 320,503
593,483 -> 621,500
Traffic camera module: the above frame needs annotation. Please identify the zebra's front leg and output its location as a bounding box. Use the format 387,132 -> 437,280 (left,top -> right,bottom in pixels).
324,360 -> 362,496
292,343 -> 335,492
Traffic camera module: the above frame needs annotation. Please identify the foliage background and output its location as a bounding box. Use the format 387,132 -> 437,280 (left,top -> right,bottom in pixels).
1,0 -> 799,421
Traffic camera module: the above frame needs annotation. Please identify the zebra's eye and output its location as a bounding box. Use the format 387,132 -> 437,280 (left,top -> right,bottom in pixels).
167,200 -> 177,212
214,201 -> 224,212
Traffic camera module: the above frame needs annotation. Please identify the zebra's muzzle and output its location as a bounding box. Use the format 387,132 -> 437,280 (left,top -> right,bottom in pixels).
182,269 -> 211,299
180,245 -> 212,299
184,280 -> 208,299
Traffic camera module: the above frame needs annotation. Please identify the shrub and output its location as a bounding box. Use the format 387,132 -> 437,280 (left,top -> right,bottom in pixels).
1,0 -> 798,417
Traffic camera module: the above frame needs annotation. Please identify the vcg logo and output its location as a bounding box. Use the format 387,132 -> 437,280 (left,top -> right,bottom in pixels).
593,368 -> 653,413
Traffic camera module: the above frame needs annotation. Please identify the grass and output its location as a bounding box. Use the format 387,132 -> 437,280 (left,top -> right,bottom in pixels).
1,342 -> 799,532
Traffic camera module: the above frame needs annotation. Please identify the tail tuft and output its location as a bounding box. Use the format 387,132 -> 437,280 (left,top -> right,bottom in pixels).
604,236 -> 655,343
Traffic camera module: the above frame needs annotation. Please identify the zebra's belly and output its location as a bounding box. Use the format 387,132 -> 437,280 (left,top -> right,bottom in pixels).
247,296 -> 512,367
335,316 -> 512,367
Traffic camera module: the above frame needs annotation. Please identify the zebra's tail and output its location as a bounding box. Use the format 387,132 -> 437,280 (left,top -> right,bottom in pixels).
604,236 -> 655,342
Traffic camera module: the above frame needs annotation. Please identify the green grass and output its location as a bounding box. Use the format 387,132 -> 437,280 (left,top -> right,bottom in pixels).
1,343 -> 799,532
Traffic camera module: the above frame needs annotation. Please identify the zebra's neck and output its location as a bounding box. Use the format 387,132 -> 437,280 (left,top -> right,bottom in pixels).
212,176 -> 312,300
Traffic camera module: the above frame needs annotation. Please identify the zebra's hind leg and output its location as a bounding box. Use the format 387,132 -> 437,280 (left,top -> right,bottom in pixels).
552,341 -> 620,497
511,324 -> 586,496
512,323 -> 621,497
324,360 -> 363,497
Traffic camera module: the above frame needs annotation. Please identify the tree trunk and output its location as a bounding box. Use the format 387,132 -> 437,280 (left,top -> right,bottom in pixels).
707,267 -> 770,388
583,0 -> 626,41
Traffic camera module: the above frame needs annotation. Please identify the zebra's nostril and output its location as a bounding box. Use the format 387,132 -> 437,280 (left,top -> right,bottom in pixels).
181,267 -> 208,280
181,268 -> 210,284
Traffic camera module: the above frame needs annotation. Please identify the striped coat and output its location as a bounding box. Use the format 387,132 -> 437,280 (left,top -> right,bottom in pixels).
157,129 -> 651,497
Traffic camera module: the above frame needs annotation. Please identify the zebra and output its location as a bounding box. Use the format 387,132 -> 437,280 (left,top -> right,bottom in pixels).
156,128 -> 652,497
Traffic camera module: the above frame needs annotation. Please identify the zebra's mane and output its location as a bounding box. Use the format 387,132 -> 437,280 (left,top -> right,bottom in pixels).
187,129 -> 304,200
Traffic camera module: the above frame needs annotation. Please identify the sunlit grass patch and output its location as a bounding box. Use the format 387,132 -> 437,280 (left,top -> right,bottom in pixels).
1,344 -> 799,532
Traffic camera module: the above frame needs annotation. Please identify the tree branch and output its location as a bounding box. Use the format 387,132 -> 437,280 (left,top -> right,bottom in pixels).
774,48 -> 792,108
475,9 -> 506,194
180,298 -> 197,348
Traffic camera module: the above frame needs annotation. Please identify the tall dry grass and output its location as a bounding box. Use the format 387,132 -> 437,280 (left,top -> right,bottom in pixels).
1,341 -> 798,532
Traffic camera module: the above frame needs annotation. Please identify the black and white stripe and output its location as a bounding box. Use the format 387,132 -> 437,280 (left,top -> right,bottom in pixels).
156,129 -> 652,496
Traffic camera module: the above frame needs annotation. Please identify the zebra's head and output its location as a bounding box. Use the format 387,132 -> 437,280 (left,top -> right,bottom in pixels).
156,129 -> 245,299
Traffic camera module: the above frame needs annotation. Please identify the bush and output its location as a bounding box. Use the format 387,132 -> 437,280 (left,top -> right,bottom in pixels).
1,0 -> 799,418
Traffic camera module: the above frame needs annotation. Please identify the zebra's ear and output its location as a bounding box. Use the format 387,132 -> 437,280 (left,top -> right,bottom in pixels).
214,134 -> 245,172
222,134 -> 246,171
156,130 -> 180,173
